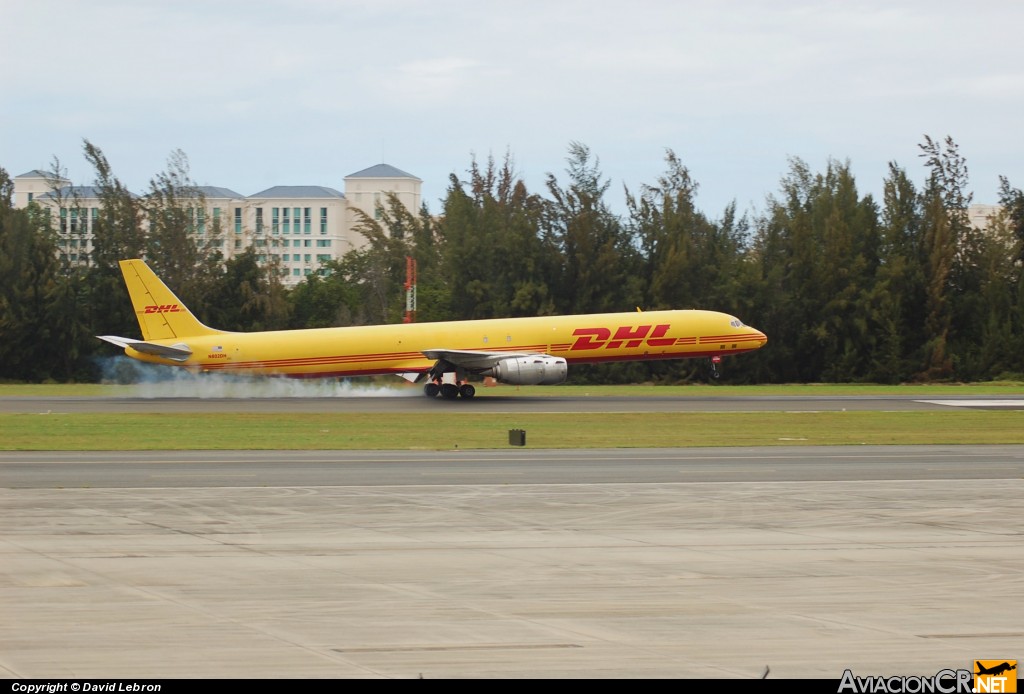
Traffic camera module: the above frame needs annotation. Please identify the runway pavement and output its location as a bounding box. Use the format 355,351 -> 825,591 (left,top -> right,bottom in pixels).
1,395 -> 1022,678
3,446 -> 1024,487
5,392 -> 1024,413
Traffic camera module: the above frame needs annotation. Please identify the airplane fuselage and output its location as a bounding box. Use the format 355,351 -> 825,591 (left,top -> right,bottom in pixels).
126,309 -> 766,378
101,259 -> 767,397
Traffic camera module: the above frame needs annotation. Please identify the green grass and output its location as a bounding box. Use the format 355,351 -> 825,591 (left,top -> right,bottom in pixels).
2,411 -> 1023,450
3,382 -> 1023,450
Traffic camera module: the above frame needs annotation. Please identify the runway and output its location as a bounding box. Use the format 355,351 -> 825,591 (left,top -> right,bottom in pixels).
5,392 -> 1024,413
3,445 -> 1024,488
2,395 -> 1022,678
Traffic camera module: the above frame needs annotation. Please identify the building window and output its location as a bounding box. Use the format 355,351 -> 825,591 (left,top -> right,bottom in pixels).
234,208 -> 242,234
303,207 -> 311,234
255,208 -> 264,234
316,239 -> 331,248
272,208 -> 279,235
320,207 -> 327,234
304,239 -> 311,247
282,207 -> 290,234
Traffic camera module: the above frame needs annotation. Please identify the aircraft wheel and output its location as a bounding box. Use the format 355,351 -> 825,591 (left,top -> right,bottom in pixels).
440,383 -> 460,400
459,383 -> 476,399
424,382 -> 440,398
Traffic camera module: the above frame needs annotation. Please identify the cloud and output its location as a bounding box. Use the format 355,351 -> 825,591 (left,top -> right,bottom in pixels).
372,57 -> 486,106
4,0 -> 1022,212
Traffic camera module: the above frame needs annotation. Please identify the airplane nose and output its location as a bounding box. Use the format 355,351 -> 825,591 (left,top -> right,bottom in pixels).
754,329 -> 768,347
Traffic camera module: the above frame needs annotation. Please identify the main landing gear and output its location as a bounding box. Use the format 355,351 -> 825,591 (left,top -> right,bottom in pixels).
423,359 -> 476,399
423,381 -> 476,399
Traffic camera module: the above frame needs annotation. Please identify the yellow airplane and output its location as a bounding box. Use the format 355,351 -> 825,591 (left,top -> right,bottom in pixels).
98,259 -> 767,398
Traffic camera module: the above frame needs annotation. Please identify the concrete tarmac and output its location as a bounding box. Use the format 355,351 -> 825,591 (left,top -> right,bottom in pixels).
2,444 -> 1022,679
5,392 -> 1024,413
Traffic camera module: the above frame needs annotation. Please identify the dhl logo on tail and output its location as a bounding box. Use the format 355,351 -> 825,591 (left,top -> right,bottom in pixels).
144,304 -> 181,314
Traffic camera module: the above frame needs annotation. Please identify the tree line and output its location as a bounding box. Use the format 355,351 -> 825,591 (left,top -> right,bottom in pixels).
2,137 -> 1022,384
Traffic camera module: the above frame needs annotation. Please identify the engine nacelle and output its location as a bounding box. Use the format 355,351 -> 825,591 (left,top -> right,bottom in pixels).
485,355 -> 568,386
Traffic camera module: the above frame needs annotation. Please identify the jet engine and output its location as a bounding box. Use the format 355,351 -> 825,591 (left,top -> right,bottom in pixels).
484,355 -> 568,385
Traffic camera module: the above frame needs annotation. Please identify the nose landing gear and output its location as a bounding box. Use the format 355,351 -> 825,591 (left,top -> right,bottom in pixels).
709,355 -> 722,380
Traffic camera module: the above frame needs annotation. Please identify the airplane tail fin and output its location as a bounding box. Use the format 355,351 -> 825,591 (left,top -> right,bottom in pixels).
118,259 -> 223,340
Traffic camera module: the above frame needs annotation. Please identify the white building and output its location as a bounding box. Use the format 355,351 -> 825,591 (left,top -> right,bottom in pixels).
11,164 -> 423,285
967,204 -> 1003,232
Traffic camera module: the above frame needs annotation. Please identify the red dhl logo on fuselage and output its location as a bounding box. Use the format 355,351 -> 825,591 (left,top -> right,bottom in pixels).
143,304 -> 181,314
571,324 -> 677,350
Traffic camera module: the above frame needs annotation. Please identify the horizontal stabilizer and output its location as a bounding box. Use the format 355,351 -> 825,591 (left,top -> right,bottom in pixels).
97,335 -> 192,362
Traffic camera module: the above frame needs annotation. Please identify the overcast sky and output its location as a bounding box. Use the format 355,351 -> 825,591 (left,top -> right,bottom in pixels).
3,0 -> 1021,215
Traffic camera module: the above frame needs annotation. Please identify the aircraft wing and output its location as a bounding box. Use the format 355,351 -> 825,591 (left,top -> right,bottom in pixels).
97,335 -> 193,361
421,348 -> 543,371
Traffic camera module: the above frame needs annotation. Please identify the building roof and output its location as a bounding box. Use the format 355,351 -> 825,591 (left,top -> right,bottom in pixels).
195,186 -> 244,199
37,185 -> 110,200
346,164 -> 420,180
15,169 -> 52,179
248,185 -> 345,199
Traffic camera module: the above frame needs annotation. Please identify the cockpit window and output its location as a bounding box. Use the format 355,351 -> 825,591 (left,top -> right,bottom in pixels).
729,318 -> 745,328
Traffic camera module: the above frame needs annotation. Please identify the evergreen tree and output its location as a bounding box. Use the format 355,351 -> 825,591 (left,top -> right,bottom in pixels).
626,150 -> 753,382
544,142 -> 642,314
205,248 -> 290,331
918,135 -> 973,379
998,176 -> 1024,261
866,163 -> 925,382
0,166 -> 69,380
81,140 -> 146,340
438,154 -> 556,320
346,192 -> 436,324
142,149 -> 223,313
